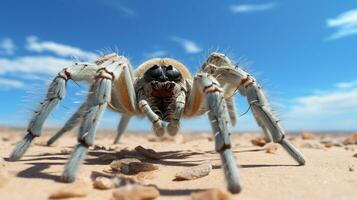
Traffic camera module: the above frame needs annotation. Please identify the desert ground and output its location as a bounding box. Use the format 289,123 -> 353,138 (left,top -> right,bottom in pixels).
0,127 -> 356,200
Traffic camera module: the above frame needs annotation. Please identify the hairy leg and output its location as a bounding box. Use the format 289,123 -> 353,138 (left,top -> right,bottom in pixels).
9,75 -> 67,160
166,91 -> 185,136
47,103 -> 88,146
138,99 -> 165,137
186,73 -> 242,194
9,62 -> 100,161
113,114 -> 131,144
62,59 -> 126,182
202,52 -> 303,162
246,83 -> 305,164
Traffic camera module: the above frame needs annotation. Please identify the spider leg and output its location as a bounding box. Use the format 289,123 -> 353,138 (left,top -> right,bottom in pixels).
187,73 -> 242,194
138,99 -> 165,137
246,82 -> 305,164
113,114 -> 131,144
202,53 -> 302,158
62,56 -> 129,182
9,63 -> 98,161
226,97 -> 237,126
167,91 -> 185,136
62,77 -> 111,182
47,102 -> 88,146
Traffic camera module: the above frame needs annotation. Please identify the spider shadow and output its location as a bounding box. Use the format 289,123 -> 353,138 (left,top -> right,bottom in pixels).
11,146 -> 299,187
11,148 -> 214,182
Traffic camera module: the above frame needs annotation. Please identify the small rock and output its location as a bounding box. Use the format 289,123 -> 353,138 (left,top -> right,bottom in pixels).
320,138 -> 340,148
122,162 -> 158,175
301,132 -> 316,140
110,158 -> 141,172
353,153 -> 357,158
344,146 -> 356,151
135,146 -> 161,160
324,143 -> 333,148
300,141 -> 324,149
0,169 -> 10,187
175,163 -> 212,181
2,136 -> 10,142
49,181 -> 91,199
60,148 -> 72,154
343,133 -> 357,145
191,188 -> 232,200
264,144 -> 278,154
108,145 -> 121,151
348,165 -> 354,172
93,176 -> 116,190
93,175 -> 136,190
250,136 -> 267,147
94,145 -> 106,150
112,184 -> 160,200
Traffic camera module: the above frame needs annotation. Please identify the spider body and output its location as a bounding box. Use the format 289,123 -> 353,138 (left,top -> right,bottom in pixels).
9,52 -> 306,194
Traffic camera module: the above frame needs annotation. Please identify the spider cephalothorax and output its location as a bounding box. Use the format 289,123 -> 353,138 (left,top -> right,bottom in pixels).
138,64 -> 187,121
9,52 -> 306,194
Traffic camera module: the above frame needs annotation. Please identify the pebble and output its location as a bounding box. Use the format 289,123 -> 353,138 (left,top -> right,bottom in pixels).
2,135 -> 10,142
122,162 -> 158,175
343,133 -> 357,145
264,144 -> 279,154
348,165 -> 354,172
191,188 -> 232,200
300,141 -> 325,149
250,136 -> 267,147
49,181 -> 91,199
344,146 -> 356,151
175,163 -> 212,181
135,145 -> 161,160
93,176 -> 116,190
353,153 -> 357,158
0,169 -> 10,188
112,184 -> 160,200
324,143 -> 333,148
94,145 -> 106,150
93,176 -> 136,190
60,148 -> 72,154
110,158 -> 142,172
110,158 -> 158,175
301,132 -> 316,140
320,139 -> 343,147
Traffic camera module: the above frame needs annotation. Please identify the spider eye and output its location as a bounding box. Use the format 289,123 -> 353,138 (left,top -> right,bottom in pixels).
144,65 -> 164,81
165,65 -> 182,81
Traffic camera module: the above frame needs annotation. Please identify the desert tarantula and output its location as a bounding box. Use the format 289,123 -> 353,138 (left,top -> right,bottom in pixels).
9,52 -> 305,193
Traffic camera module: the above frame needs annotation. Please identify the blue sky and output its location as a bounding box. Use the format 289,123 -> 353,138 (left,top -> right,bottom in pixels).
0,0 -> 357,132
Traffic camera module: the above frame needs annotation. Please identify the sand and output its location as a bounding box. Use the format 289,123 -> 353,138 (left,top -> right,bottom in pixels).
0,128 -> 356,200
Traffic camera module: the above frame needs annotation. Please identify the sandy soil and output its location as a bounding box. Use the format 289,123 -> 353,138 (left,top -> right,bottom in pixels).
0,128 -> 356,200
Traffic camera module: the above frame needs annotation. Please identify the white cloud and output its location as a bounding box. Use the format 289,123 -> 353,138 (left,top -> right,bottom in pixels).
170,36 -> 202,54
335,79 -> 357,89
143,50 -> 168,58
0,56 -> 72,75
326,9 -> 357,40
99,0 -> 136,16
0,38 -> 16,55
284,80 -> 357,130
0,78 -> 25,89
26,36 -> 98,60
229,2 -> 276,14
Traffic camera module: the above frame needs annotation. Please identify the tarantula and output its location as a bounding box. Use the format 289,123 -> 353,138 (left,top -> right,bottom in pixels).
8,52 -> 305,194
